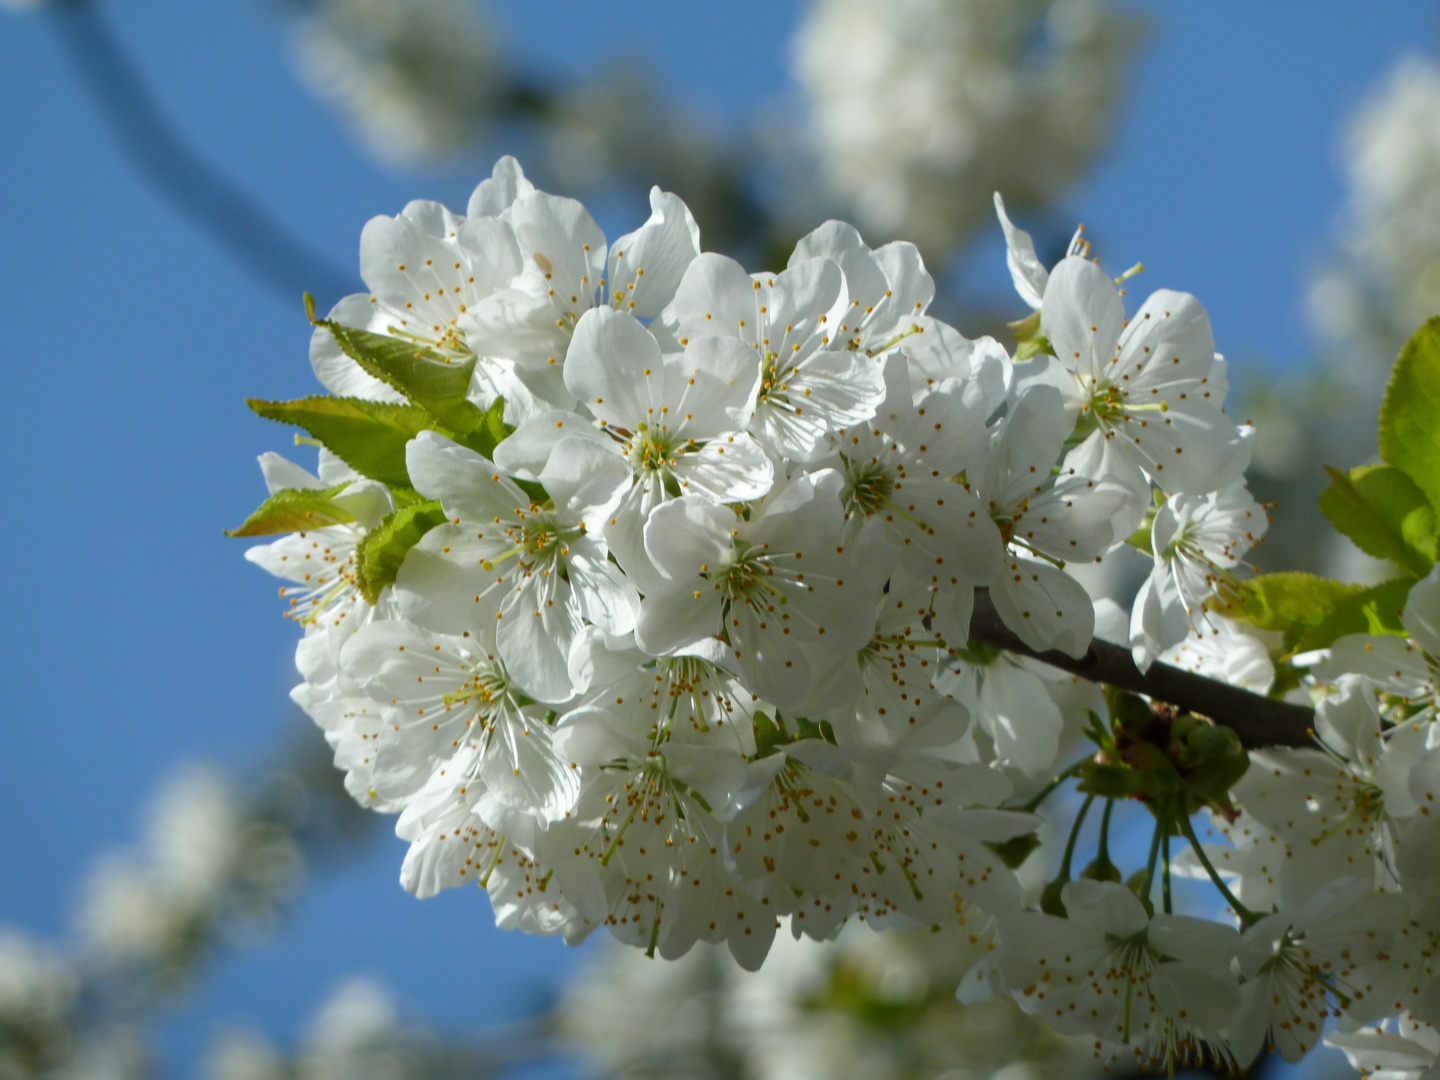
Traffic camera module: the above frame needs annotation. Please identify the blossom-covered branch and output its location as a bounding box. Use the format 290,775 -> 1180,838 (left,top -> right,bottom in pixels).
231,155 -> 1440,1076
967,588 -> 1315,749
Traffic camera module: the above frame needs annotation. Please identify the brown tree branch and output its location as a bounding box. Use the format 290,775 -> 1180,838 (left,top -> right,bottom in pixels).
967,589 -> 1316,750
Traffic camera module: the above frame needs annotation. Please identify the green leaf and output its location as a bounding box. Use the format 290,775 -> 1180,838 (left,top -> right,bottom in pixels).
225,485 -> 356,537
1291,577 -> 1411,653
1217,572 -> 1412,655
352,499 -> 448,605
248,396 -> 448,488
1319,464 -> 1438,577
986,833 -> 1042,870
465,395 -> 512,460
1380,316 -> 1440,510
306,294 -> 510,455
1008,310 -> 1054,362
1212,572 -> 1369,652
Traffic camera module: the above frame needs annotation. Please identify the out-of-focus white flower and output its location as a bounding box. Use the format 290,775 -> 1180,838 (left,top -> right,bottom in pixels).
0,929 -> 74,1022
205,1031 -> 285,1080
75,860 -> 185,970
792,0 -> 1141,257
1310,56 -> 1440,366
204,975 -> 494,1080
561,926 -> 1092,1080
291,0 -> 497,167
74,766 -> 300,973
0,928 -> 78,1077
1327,1015 -> 1440,1080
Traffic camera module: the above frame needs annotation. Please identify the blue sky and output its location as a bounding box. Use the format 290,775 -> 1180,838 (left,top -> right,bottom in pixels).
0,1 -> 1434,1073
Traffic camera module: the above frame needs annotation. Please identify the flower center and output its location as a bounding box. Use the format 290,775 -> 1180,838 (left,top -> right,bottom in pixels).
759,352 -> 796,412
842,456 -> 893,517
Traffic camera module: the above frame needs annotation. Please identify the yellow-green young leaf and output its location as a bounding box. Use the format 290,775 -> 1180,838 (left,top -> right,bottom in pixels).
353,500 -> 448,605
307,295 -> 484,435
247,396 -> 449,488
1380,316 -> 1440,511
1319,465 -> 1438,577
1211,572 -> 1368,652
225,485 -> 356,537
1009,310 -> 1054,362
1292,577 -> 1411,653
1125,499 -> 1163,554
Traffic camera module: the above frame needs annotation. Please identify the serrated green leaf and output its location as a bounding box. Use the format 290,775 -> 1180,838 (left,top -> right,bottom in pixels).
1291,577 -> 1411,653
248,396 -> 448,488
1380,316 -> 1440,511
353,499 -> 448,605
1319,464 -> 1437,577
390,486 -> 430,510
225,484 -> 356,537
1212,572 -> 1368,652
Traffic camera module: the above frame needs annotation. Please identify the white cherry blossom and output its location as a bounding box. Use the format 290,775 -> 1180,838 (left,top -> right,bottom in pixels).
1156,615 -> 1275,694
1036,255 -> 1249,505
833,355 -> 1001,646
993,879 -> 1240,1070
1318,563 -> 1440,724
1226,877 -> 1399,1064
933,647 -> 1067,778
636,472 -> 887,709
543,702 -> 770,966
797,576 -> 963,741
1235,676 -> 1427,906
663,253 -> 885,464
973,384 -> 1135,657
395,430 -> 635,700
243,454 -> 394,633
310,158 -> 529,410
339,618 -> 577,826
470,183 -> 701,387
789,220 -> 934,357
1328,1015 -> 1440,1080
1130,481 -> 1269,671
496,305 -> 773,591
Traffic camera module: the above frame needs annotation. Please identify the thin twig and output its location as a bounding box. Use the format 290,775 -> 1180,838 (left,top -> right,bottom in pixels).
50,0 -> 357,305
967,588 -> 1315,749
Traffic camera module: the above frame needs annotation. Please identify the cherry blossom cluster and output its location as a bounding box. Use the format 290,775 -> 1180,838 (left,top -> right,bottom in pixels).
238,157 -> 1440,1075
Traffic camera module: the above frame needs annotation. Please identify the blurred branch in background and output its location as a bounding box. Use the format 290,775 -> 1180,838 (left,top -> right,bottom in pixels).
37,0 -> 1146,326
47,0 -> 358,305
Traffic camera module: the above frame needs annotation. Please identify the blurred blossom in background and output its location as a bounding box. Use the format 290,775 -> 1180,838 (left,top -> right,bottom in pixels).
1310,55 -> 1440,369
560,930 -> 1090,1080
286,0 -> 498,168
1247,48 -> 1440,582
792,0 -> 1141,260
